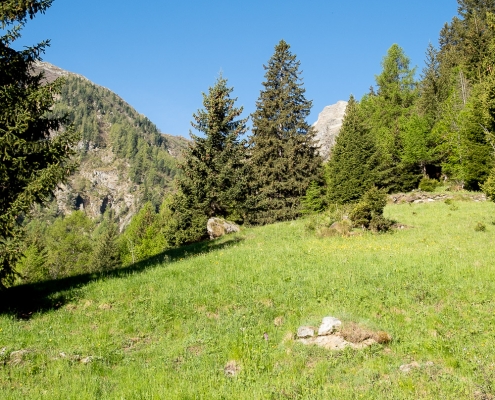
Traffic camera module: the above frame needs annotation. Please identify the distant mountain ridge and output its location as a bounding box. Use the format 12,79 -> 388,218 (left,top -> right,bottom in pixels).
312,100 -> 347,161
35,62 -> 189,228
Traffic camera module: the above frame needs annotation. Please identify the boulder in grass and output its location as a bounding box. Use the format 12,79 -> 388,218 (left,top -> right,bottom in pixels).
297,326 -> 315,338
318,316 -> 342,336
207,218 -> 240,239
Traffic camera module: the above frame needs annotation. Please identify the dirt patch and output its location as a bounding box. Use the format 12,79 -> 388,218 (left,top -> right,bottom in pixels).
187,345 -> 204,356
224,360 -> 241,377
340,321 -> 391,344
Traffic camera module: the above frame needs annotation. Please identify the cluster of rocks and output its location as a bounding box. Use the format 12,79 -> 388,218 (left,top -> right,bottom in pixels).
390,192 -> 486,204
2,347 -> 97,366
297,317 -> 391,351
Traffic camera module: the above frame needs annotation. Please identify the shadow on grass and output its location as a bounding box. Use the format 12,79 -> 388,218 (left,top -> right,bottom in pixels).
0,236 -> 244,319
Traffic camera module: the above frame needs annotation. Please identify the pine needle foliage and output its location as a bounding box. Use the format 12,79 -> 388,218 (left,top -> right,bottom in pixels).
326,96 -> 379,204
0,1 -> 79,287
247,40 -> 321,225
166,77 -> 248,246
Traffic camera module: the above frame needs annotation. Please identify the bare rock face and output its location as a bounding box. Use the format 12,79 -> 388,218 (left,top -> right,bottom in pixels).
207,218 -> 240,239
312,100 -> 347,161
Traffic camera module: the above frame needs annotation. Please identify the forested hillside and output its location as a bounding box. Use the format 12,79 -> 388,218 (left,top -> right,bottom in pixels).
14,63 -> 189,283
36,62 -> 188,223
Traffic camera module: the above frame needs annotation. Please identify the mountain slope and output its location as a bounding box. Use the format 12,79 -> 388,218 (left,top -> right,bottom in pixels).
35,62 -> 189,227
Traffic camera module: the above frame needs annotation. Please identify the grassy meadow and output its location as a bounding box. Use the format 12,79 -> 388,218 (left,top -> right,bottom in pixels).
1,198 -> 495,399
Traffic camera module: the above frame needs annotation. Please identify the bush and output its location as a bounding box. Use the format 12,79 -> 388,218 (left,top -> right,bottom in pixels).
475,222 -> 486,232
369,214 -> 393,233
419,177 -> 439,192
349,202 -> 373,229
481,168 -> 495,201
349,187 -> 391,232
301,181 -> 325,214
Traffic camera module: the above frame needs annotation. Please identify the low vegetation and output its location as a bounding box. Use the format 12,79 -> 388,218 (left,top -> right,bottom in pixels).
1,200 -> 495,398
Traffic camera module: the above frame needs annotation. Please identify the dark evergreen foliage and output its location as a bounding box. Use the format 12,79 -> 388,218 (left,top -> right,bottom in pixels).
326,96 -> 379,204
349,187 -> 391,232
92,212 -> 121,272
165,77 -> 248,246
247,40 -> 321,225
0,1 -> 79,287
368,44 -> 420,193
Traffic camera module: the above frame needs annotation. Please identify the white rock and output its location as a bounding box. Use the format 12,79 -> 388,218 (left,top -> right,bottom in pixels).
297,326 -> 315,338
312,101 -> 348,161
207,218 -> 240,239
318,317 -> 342,336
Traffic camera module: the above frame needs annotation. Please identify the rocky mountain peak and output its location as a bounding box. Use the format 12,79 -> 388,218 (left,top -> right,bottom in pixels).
312,100 -> 347,161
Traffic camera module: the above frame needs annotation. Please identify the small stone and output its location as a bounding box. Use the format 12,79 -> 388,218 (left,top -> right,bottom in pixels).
81,356 -> 94,364
318,317 -> 342,336
399,361 -> 420,373
297,326 -> 315,338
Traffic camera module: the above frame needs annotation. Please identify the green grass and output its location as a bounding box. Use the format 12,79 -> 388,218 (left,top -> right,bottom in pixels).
1,200 -> 495,399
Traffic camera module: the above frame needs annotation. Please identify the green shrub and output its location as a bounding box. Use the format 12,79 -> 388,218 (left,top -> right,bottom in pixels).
349,202 -> 373,229
369,214 -> 393,233
481,168 -> 495,201
349,187 -> 391,232
419,177 -> 439,192
475,222 -> 486,232
301,181 -> 325,214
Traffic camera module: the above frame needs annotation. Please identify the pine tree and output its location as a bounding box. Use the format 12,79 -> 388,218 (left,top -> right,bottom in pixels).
165,76 -> 248,246
120,202 -> 167,265
0,1 -> 79,287
326,96 -> 379,204
91,212 -> 121,272
418,43 -> 441,123
247,40 -> 321,225
364,44 -> 420,192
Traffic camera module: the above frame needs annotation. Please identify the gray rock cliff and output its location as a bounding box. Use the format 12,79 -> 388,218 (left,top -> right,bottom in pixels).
312,100 -> 347,161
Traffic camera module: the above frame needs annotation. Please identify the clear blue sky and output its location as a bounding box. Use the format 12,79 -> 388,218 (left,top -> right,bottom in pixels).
16,0 -> 458,137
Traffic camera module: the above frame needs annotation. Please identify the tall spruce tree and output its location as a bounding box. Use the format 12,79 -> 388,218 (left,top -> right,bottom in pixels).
326,96 -> 379,204
0,0 -> 79,287
247,40 -> 321,225
418,43 -> 441,123
165,76 -> 248,246
362,44 -> 420,192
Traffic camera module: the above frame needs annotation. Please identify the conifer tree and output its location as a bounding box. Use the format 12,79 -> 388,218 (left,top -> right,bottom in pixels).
247,40 -> 321,225
0,1 -> 79,287
91,212 -> 121,272
165,77 -> 248,246
418,43 -> 441,123
326,96 -> 379,204
363,44 -> 420,192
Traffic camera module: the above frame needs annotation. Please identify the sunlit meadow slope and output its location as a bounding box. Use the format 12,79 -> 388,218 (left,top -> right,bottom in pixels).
1,199 -> 495,399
